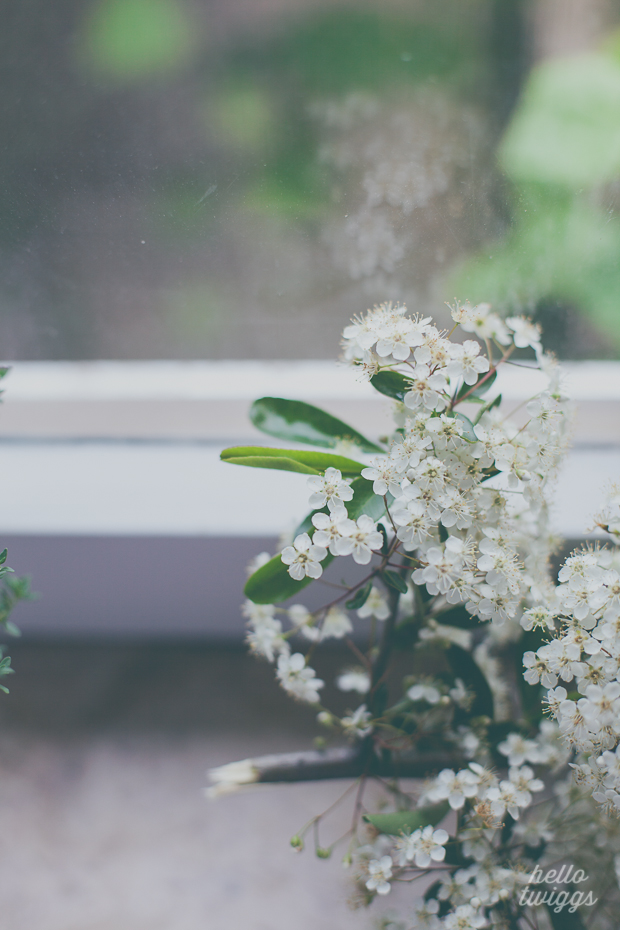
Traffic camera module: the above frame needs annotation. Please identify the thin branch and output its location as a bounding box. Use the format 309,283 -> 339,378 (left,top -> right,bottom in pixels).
230,746 -> 465,784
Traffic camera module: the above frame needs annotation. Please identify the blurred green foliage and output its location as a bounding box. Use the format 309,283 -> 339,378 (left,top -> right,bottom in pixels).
216,9 -> 481,220
234,9 -> 469,95
500,54 -> 620,187
208,85 -> 275,153
83,0 -> 195,79
450,37 -> 620,354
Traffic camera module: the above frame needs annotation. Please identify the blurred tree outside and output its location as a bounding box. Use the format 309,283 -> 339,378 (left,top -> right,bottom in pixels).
0,0 -> 618,360
450,27 -> 620,355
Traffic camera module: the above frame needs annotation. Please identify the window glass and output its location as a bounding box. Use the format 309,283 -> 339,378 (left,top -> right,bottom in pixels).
2,0 -> 618,360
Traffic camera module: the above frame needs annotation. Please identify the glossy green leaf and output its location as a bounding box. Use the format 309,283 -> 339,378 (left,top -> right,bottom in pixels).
347,477 -> 387,522
453,412 -> 478,443
244,477 -> 384,604
364,801 -> 449,835
473,393 -> 502,424
346,582 -> 372,610
220,446 -> 365,476
250,397 -> 383,453
370,370 -> 410,402
244,550 -> 335,604
378,523 -> 389,555
381,570 -> 408,594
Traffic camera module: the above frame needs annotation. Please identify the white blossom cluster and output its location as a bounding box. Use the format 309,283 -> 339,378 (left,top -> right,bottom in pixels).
520,485 -> 620,812
311,300 -> 563,624
242,301 -> 569,739
218,300 -> 620,927
355,725 -> 558,925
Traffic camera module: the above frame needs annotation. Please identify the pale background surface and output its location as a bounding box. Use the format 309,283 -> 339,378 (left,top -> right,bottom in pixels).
0,644 -> 384,930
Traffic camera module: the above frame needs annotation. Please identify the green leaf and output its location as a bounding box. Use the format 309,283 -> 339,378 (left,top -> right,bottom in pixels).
370,370 -> 410,402
0,549 -> 8,566
364,801 -> 449,835
453,412 -> 478,443
220,446 -> 365,476
346,582 -> 372,610
378,523 -> 389,555
344,476 -> 387,523
382,570 -> 408,594
445,645 -> 494,718
250,397 -> 383,453
244,551 -> 335,604
455,368 -> 497,402
0,367 -> 10,380
473,393 -> 502,425
245,477 -> 385,604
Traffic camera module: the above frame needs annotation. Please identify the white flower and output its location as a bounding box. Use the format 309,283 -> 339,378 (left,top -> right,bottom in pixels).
361,458 -> 404,497
357,586 -> 390,620
446,340 -> 490,385
341,703 -> 372,738
580,681 -> 620,728
476,537 -> 521,596
520,605 -> 556,632
375,312 -> 432,361
443,903 -> 487,929
526,392 -> 562,434
407,682 -> 442,704
311,508 -> 353,555
412,898 -> 441,930
321,606 -> 353,639
276,653 -> 324,703
410,455 -> 449,493
439,487 -> 475,530
392,498 -> 435,548
288,604 -> 321,641
281,533 -> 327,580
497,733 -> 539,767
246,617 -> 289,662
506,316 -> 542,351
403,365 -> 448,412
307,467 -> 354,510
452,301 -> 509,345
335,514 -> 383,564
486,767 -> 542,821
394,825 -> 449,868
412,538 -> 467,598
365,855 -> 393,895
508,765 -> 544,798
425,414 -> 466,451
243,601 -> 289,662
523,650 -> 550,686
288,603 -> 312,626
336,668 -> 370,693
425,768 -> 480,810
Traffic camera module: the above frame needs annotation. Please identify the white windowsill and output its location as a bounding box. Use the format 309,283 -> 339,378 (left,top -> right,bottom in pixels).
0,360 -> 617,538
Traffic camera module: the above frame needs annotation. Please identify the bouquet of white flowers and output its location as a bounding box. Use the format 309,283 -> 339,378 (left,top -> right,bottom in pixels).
210,301 -> 620,929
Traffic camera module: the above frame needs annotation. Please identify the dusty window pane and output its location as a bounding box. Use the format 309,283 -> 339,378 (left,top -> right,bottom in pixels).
1,0 -> 618,359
